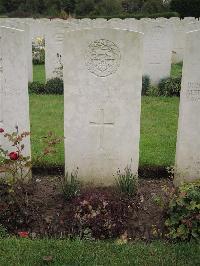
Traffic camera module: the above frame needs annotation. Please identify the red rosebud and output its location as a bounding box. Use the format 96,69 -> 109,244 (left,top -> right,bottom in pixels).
0,128 -> 4,133
9,152 -> 19,161
18,231 -> 29,238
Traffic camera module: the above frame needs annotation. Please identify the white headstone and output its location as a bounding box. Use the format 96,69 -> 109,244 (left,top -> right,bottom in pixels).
63,28 -> 143,185
171,19 -> 185,63
186,21 -> 200,32
45,21 -> 70,80
175,30 -> 200,185
0,19 -> 33,82
92,18 -> 107,28
108,18 -> 124,29
0,26 -> 31,156
183,17 -> 197,24
80,18 -> 93,28
142,21 -> 173,85
30,19 -> 49,39
124,18 -> 140,31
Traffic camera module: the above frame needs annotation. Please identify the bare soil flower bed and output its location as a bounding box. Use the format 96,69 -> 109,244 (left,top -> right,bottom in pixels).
0,175 -> 173,241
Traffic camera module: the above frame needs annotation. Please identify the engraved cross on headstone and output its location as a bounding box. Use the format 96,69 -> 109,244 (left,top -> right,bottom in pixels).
89,108 -> 114,151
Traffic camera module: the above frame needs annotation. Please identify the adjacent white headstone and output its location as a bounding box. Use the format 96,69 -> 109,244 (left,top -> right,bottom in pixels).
108,18 -> 125,29
124,18 -> 140,31
64,28 -> 143,185
0,19 -> 33,82
0,27 -> 31,157
175,30 -> 200,185
80,18 -> 93,28
92,18 -> 107,28
183,17 -> 197,24
171,19 -> 185,63
142,21 -> 173,85
45,21 -> 70,80
29,18 -> 49,39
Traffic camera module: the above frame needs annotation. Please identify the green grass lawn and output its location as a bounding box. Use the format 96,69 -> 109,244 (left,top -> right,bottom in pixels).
0,238 -> 199,266
0,65 -> 195,266
140,96 -> 179,166
33,64 -> 46,83
30,94 -> 64,166
171,62 -> 183,78
30,64 -> 181,167
30,95 -> 179,167
33,63 -> 183,84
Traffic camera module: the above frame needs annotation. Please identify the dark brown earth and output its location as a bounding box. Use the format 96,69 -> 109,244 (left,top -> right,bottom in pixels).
0,175 -> 174,240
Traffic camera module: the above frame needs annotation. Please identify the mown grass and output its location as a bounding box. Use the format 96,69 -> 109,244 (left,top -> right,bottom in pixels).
171,62 -> 183,78
0,238 -> 199,266
32,63 -> 183,84
33,64 -> 46,83
30,95 -> 179,167
140,96 -> 179,167
30,64 -> 181,167
30,95 -> 64,166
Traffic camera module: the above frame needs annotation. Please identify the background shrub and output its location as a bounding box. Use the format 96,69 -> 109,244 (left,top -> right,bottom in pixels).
77,12 -> 179,19
165,181 -> 200,241
32,48 -> 45,65
0,224 -> 8,238
45,78 -> 64,95
29,81 -> 45,94
157,77 -> 181,97
29,78 -> 64,95
170,0 -> 200,18
142,75 -> 151,96
141,0 -> 168,14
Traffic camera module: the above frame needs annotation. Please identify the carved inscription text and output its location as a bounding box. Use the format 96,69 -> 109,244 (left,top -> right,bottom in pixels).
85,39 -> 121,77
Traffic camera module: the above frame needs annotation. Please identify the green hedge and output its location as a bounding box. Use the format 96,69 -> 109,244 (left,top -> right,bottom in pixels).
170,0 -> 200,18
29,81 -> 45,94
147,77 -> 181,97
29,78 -> 63,95
6,11 -> 179,19
77,12 -> 179,20
30,76 -> 181,97
158,77 -> 181,97
142,75 -> 151,96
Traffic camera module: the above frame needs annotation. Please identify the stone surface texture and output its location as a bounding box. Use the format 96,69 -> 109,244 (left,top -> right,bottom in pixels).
64,28 -> 143,184
175,29 -> 200,185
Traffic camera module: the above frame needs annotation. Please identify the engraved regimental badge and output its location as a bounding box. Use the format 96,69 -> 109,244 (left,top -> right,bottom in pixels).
85,39 -> 121,77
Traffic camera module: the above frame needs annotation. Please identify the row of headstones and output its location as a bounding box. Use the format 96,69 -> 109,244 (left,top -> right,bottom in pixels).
1,17 -> 200,85
0,24 -> 200,186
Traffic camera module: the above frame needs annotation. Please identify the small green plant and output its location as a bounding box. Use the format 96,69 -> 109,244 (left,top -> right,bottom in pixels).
45,77 -> 63,94
165,180 -> 200,241
158,77 -> 181,97
0,224 -> 8,238
28,81 -> 45,94
72,189 -> 129,239
115,166 -> 138,197
142,75 -> 151,96
152,195 -> 165,208
60,168 -> 80,200
146,86 -> 160,96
